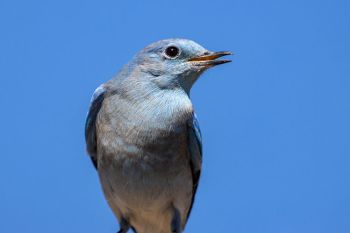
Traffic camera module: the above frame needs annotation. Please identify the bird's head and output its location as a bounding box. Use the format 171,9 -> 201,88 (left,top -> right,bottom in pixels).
132,38 -> 232,93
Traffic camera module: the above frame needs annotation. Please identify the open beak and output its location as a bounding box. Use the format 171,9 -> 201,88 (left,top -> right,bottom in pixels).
188,51 -> 232,67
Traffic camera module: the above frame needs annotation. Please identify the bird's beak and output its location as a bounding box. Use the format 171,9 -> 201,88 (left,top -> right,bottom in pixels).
188,51 -> 232,67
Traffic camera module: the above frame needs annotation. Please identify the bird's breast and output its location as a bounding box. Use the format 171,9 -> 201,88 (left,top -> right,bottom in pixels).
97,122 -> 192,210
95,91 -> 194,223
98,89 -> 193,140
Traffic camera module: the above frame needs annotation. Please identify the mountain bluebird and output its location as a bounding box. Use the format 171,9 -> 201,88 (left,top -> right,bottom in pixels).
85,38 -> 231,233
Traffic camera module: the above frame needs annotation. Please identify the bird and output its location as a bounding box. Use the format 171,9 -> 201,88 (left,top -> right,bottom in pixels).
85,38 -> 231,233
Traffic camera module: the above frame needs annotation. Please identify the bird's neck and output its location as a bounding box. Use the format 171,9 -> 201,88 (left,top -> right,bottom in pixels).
109,67 -> 194,127
133,88 -> 193,125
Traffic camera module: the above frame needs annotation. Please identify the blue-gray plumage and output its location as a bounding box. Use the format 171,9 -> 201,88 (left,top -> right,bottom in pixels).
85,38 -> 231,233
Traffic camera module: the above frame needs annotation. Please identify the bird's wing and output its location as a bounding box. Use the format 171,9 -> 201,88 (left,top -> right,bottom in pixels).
186,113 -> 203,221
85,85 -> 106,169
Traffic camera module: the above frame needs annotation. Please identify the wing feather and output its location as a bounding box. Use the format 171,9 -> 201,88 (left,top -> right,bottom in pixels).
186,113 -> 203,221
85,85 -> 106,169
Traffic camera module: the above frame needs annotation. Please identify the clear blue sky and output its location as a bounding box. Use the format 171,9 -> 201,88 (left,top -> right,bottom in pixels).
1,0 -> 350,232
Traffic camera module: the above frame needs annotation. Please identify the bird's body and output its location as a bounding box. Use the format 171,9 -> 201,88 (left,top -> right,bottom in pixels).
85,39 -> 230,233
96,83 -> 194,233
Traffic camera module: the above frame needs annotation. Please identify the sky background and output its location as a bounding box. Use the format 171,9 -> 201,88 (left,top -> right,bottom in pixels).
1,0 -> 350,232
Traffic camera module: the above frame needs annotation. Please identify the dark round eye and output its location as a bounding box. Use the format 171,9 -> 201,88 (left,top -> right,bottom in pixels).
164,46 -> 180,59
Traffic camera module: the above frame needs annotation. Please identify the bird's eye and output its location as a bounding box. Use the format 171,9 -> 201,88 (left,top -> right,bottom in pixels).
164,46 -> 180,59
